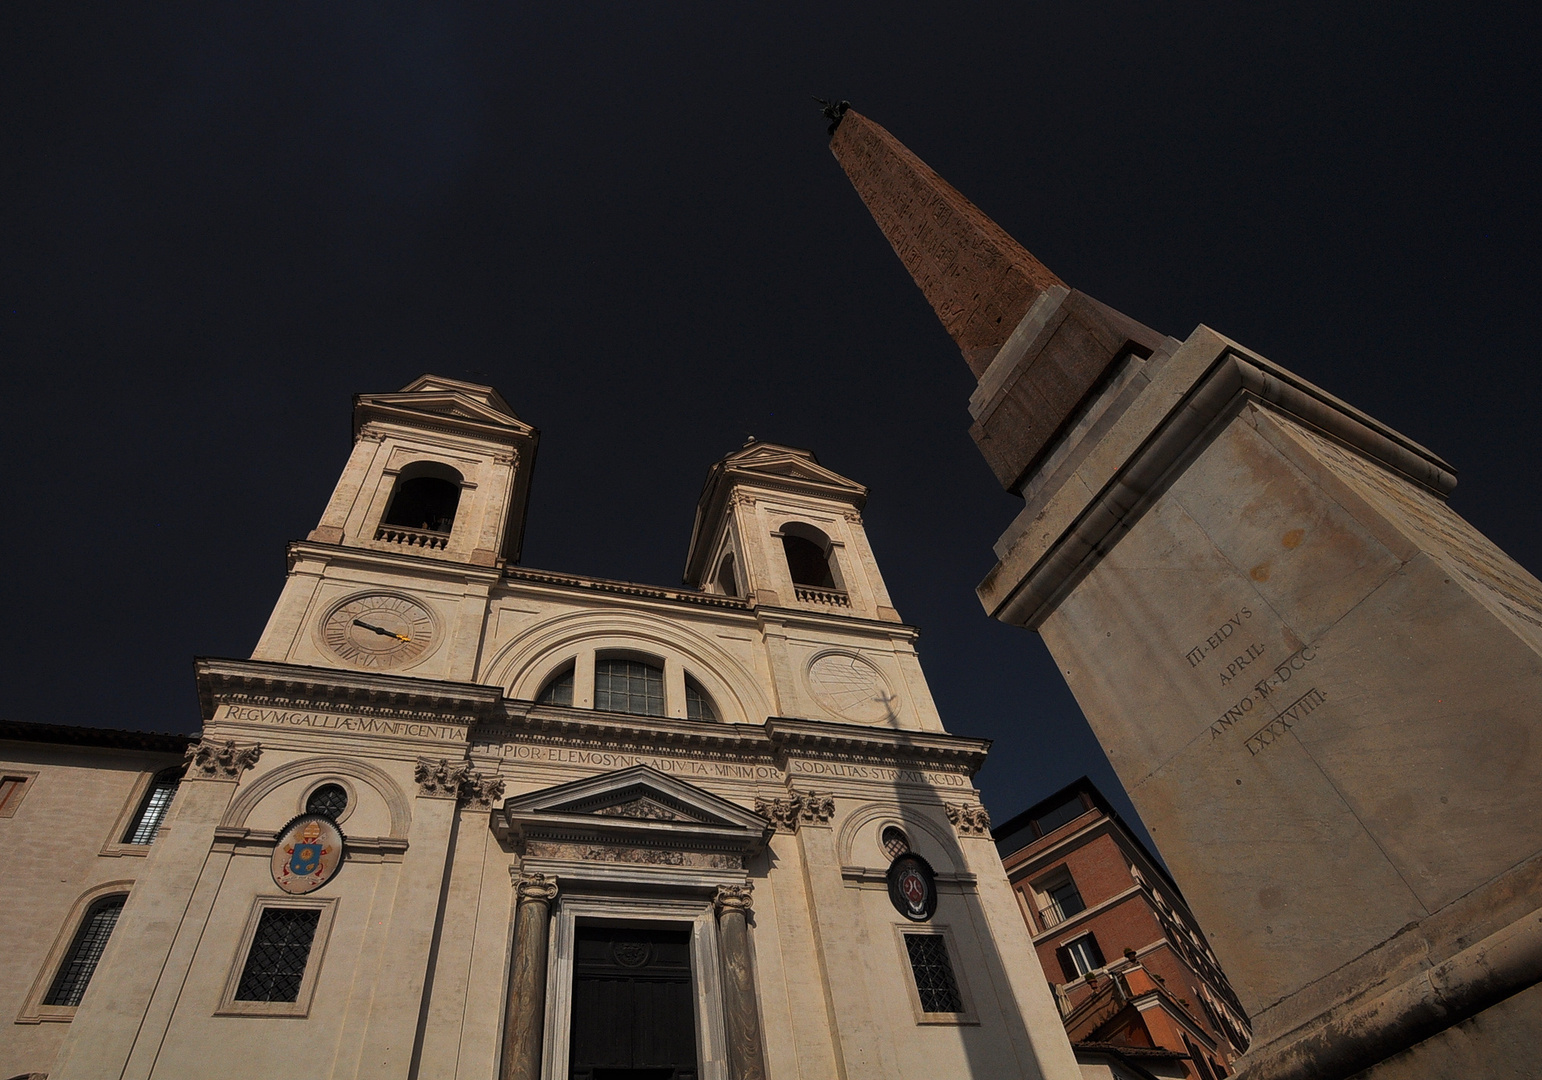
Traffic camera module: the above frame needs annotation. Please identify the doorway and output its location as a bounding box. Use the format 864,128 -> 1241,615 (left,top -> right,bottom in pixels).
568,925 -> 698,1080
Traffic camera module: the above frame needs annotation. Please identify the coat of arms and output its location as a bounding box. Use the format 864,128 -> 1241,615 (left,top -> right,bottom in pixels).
272,813 -> 346,894
886,852 -> 938,922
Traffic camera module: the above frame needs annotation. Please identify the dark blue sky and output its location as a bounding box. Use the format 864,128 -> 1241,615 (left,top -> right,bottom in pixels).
4,2 -> 1539,847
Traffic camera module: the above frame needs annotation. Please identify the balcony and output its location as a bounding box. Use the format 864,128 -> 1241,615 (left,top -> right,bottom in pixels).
376,524 -> 449,551
794,584 -> 850,608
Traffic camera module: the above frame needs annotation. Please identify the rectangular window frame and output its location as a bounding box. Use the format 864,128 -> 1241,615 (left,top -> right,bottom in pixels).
1032,867 -> 1086,929
1059,932 -> 1105,980
0,770 -> 38,818
216,896 -> 337,1018
100,768 -> 177,857
891,923 -> 977,1026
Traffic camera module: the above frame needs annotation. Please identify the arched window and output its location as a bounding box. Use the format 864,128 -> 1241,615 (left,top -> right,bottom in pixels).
881,826 -> 911,861
684,677 -> 717,722
44,894 -> 126,1007
715,553 -> 740,597
382,462 -> 463,535
781,523 -> 837,590
305,784 -> 348,819
123,767 -> 182,845
537,665 -> 575,707
594,659 -> 665,718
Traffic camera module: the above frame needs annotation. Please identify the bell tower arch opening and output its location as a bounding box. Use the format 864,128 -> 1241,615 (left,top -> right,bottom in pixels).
381,461 -> 463,535
780,521 -> 840,592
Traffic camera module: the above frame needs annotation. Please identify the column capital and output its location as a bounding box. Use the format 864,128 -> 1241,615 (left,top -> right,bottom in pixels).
512,870 -> 559,904
713,882 -> 754,918
184,737 -> 261,780
944,801 -> 991,836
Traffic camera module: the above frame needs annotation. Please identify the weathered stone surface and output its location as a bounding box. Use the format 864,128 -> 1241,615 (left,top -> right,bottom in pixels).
990,324 -> 1542,1077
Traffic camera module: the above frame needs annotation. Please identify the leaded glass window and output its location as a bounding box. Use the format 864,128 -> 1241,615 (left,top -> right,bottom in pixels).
305,784 -> 348,819
44,895 -> 126,1007
537,666 -> 574,707
594,659 -> 665,717
124,771 -> 180,844
904,934 -> 963,1013
685,677 -> 717,722
235,907 -> 321,1002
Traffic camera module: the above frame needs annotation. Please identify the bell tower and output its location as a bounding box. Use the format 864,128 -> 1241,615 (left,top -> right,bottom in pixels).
307,375 -> 539,566
683,440 -> 902,623
251,374 -> 538,682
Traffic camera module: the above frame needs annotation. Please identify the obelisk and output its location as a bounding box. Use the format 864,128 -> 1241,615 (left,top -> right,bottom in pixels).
826,104 -> 1542,1079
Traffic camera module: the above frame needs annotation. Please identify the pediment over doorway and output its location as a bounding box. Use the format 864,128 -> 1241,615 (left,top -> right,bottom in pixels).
491,766 -> 773,870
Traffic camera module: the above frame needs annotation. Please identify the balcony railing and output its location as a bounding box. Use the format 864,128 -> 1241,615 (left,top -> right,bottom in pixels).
795,584 -> 850,608
376,524 -> 449,550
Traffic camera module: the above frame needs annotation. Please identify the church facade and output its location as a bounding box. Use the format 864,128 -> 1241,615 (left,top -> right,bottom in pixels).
2,376 -> 1081,1080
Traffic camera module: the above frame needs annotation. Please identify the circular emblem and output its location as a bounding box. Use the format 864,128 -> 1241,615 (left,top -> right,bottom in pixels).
612,941 -> 652,968
272,813 -> 346,894
887,852 -> 937,922
321,592 -> 436,669
806,652 -> 897,725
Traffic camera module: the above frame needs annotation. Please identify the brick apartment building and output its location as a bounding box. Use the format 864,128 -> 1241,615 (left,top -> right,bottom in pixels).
996,779 -> 1252,1079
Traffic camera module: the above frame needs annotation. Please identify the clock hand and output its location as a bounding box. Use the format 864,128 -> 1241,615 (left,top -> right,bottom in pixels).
353,619 -> 412,643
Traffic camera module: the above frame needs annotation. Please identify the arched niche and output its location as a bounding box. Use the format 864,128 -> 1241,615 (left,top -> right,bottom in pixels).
221,756 -> 411,840
836,801 -> 962,874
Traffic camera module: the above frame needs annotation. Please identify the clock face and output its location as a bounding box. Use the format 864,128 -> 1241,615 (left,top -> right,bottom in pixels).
321,593 -> 436,669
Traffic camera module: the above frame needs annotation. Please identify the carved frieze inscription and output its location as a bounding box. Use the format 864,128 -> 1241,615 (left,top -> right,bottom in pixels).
226,705 -> 467,743
473,741 -> 785,782
788,760 -> 970,788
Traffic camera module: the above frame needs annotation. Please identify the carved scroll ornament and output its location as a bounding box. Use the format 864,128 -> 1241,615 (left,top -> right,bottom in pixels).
713,882 -> 754,917
513,870 -> 559,905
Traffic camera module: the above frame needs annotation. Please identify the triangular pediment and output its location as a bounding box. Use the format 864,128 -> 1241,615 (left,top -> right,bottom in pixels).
500,765 -> 769,833
721,442 -> 868,496
359,389 -> 531,432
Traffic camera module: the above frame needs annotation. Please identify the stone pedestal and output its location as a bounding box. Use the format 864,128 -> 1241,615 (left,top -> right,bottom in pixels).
978,319 -> 1542,1079
501,872 -> 558,1080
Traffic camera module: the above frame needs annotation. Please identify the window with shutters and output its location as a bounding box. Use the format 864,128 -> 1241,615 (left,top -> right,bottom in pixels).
1058,933 -> 1106,981
0,772 -> 36,818
218,898 -> 337,1017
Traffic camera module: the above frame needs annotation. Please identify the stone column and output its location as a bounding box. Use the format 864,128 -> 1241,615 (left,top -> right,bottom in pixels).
500,871 -> 559,1080
714,884 -> 767,1080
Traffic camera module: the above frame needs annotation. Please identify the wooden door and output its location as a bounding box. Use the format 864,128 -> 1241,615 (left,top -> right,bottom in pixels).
569,926 -> 697,1080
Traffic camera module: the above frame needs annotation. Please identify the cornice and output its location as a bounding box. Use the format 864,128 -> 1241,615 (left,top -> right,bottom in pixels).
480,701 -> 776,761
286,540 -> 506,582
753,605 -> 918,638
501,565 -> 749,611
195,657 -> 503,725
476,703 -> 987,774
765,717 -> 989,772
